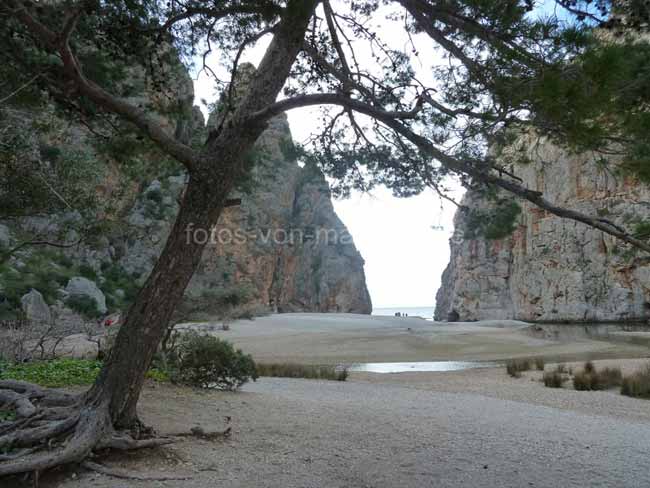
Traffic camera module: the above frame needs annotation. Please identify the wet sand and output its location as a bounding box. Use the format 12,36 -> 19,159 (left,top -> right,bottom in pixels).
177,313 -> 650,364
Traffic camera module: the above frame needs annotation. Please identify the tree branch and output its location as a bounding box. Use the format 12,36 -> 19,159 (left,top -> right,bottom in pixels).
250,91 -> 650,254
7,0 -> 201,172
249,93 -> 422,123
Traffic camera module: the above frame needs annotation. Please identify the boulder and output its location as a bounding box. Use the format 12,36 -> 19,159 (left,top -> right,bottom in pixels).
50,334 -> 99,360
20,289 -> 52,323
65,277 -> 107,314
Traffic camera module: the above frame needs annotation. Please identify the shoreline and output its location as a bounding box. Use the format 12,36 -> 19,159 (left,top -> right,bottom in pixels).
178,312 -> 650,365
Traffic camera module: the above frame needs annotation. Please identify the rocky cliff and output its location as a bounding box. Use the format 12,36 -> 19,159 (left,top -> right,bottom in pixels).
120,113 -> 372,314
435,135 -> 650,322
0,58 -> 371,323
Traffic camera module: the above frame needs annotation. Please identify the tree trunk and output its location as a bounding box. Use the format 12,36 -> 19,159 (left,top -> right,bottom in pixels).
86,177 -> 228,428
82,0 -> 320,429
0,0 -> 320,477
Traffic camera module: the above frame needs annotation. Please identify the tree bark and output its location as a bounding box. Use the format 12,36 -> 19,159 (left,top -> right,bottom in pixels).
85,178 -> 227,428
84,0 -> 320,430
0,1 -> 320,476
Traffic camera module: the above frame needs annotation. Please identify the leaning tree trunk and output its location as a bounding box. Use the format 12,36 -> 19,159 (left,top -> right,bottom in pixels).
0,0 -> 318,477
86,177 -> 227,428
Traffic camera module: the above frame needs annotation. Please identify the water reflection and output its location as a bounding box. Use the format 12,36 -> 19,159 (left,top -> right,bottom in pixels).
347,361 -> 501,374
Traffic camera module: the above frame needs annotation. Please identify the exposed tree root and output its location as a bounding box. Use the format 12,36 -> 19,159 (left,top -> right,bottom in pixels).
81,461 -> 192,481
0,381 -> 175,479
0,381 -> 232,481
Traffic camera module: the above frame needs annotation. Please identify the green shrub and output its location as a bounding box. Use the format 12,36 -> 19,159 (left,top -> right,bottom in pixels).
464,200 -> 521,240
99,264 -> 141,312
145,188 -> 163,203
78,264 -> 98,281
146,368 -> 170,382
573,362 -> 622,391
621,364 -> 650,399
65,295 -> 101,318
0,409 -> 16,422
633,221 -> 650,240
256,363 -> 348,381
534,357 -> 545,371
0,359 -> 102,387
55,253 -> 74,268
506,358 -> 531,378
0,251 -> 73,308
171,332 -> 257,390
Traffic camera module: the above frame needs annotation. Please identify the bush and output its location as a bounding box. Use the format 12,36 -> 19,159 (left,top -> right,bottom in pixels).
256,363 -> 348,381
100,264 -> 141,312
65,295 -> 101,318
145,188 -> 163,203
621,364 -> 650,399
78,264 -> 98,281
573,362 -> 622,391
171,332 -> 257,390
0,250 -> 75,309
146,368 -> 170,382
534,357 -> 545,371
506,358 -> 531,378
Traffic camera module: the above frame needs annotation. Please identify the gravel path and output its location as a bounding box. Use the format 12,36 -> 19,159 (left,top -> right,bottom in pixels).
37,371 -> 650,488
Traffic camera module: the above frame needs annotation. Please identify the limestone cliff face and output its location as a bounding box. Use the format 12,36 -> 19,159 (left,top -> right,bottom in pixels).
435,136 -> 650,322
122,114 -> 372,314
196,118 -> 371,313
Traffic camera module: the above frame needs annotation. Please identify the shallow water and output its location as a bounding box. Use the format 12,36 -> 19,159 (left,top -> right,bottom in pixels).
347,361 -> 501,374
526,323 -> 650,346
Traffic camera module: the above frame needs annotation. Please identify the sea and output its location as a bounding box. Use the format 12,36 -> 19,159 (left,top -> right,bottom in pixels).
372,306 -> 435,321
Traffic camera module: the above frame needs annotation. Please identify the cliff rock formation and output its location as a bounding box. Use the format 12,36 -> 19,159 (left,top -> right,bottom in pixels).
0,59 -> 371,322
120,113 -> 372,314
435,135 -> 650,322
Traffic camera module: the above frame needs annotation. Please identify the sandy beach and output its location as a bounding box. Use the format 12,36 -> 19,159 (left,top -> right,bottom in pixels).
28,313 -> 650,488
177,312 -> 650,364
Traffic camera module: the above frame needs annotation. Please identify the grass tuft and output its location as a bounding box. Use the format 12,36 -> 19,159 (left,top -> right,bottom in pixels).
506,358 -> 532,378
621,364 -> 650,399
543,366 -> 568,388
256,363 -> 348,381
573,362 -> 622,391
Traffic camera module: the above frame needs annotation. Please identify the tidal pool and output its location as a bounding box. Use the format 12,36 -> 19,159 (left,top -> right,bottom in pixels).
346,361 -> 502,374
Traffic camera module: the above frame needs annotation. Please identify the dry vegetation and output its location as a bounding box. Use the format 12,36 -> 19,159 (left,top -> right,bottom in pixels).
256,363 -> 348,381
572,361 -> 622,391
621,364 -> 650,399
